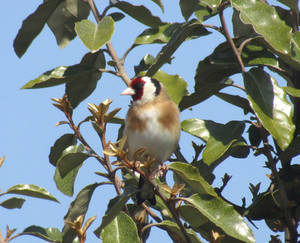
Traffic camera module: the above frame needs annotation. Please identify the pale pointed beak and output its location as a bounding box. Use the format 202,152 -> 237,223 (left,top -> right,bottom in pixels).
121,87 -> 135,96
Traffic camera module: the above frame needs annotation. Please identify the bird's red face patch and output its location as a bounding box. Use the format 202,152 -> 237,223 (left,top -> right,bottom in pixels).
130,77 -> 146,101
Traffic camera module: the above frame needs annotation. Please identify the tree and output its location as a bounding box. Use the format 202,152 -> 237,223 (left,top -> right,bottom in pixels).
1,0 -> 300,243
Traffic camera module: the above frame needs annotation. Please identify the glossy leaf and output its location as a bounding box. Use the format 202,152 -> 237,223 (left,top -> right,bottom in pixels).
57,146 -> 89,178
54,144 -> 85,196
244,68 -> 295,150
151,220 -> 204,243
49,133 -> 77,167
66,51 -> 106,108
5,184 -> 59,203
0,197 -> 25,209
48,0 -> 90,48
146,19 -> 210,77
94,193 -> 132,237
21,226 -> 62,243
100,212 -> 139,243
152,70 -> 188,104
168,162 -> 217,196
114,1 -> 165,27
183,194 -> 255,243
232,0 -> 300,69
13,0 -> 61,57
203,121 -> 247,165
62,183 -> 100,243
75,17 -> 114,53
215,92 -> 253,114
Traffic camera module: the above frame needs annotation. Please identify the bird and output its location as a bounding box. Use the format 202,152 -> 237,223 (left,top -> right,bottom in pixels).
121,76 -> 180,204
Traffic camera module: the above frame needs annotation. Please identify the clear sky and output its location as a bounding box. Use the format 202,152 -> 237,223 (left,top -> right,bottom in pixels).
1,0 -> 286,242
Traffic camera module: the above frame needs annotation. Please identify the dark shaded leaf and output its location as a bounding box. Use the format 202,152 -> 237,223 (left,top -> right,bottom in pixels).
215,92 -> 253,114
22,51 -> 105,91
48,0 -> 90,48
62,183 -> 100,243
54,144 -> 85,196
179,0 -> 198,21
75,17 -> 114,53
243,68 -> 295,150
21,226 -> 62,243
108,12 -> 125,22
100,212 -> 139,243
0,197 -> 25,209
150,220 -> 204,243
168,162 -> 217,196
5,184 -> 59,203
114,1 -> 165,27
194,0 -> 221,23
247,124 -> 262,147
13,0 -> 61,57
49,133 -> 77,166
146,19 -> 211,77
183,194 -> 255,243
150,0 -> 164,12
66,51 -> 106,108
94,193 -> 132,237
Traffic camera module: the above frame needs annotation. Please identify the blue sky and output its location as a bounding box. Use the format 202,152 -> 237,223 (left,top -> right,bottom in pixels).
1,0 -> 286,242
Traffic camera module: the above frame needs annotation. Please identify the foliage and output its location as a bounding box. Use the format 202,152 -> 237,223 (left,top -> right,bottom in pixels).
3,0 -> 300,243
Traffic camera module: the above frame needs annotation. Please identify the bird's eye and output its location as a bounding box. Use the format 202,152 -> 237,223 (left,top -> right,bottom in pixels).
133,82 -> 144,91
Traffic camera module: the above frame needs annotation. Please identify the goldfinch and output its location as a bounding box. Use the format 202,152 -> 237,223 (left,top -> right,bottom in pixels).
121,76 -> 180,204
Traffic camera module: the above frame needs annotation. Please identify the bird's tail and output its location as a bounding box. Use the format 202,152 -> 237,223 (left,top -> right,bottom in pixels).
136,176 -> 156,205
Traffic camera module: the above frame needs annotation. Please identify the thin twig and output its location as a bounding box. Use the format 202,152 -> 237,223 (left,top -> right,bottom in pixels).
142,203 -> 162,223
121,44 -> 136,64
98,68 -> 120,76
202,23 -> 222,33
229,82 -> 246,91
219,7 -> 245,73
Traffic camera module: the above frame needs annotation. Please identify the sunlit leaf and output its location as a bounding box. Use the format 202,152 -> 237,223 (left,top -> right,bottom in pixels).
183,194 -> 255,243
21,226 -> 62,243
100,212 -> 139,243
5,184 -> 59,203
75,17 -> 114,53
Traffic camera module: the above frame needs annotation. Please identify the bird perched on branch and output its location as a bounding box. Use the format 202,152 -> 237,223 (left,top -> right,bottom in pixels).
121,76 -> 180,204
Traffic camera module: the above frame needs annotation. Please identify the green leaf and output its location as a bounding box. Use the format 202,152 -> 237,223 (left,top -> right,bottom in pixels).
168,162 -> 217,196
21,51 -> 105,91
75,17 -> 114,53
114,1 -> 165,27
203,121 -> 247,165
13,0 -> 61,57
48,0 -> 90,48
21,226 -> 62,243
183,194 -> 255,243
62,183 -> 100,243
49,133 -> 77,167
57,147 -> 89,178
5,184 -> 59,203
150,0 -> 164,12
243,68 -> 295,150
247,124 -> 262,147
150,220 -> 204,243
179,0 -> 198,21
100,212 -> 139,243
108,12 -> 125,22
66,51 -> 106,108
54,144 -> 85,196
146,19 -> 210,77
283,86 -> 300,97
232,0 -> 300,69
152,70 -> 188,104
215,92 -> 253,114
0,197 -> 25,209
94,193 -> 132,237
194,0 -> 221,23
